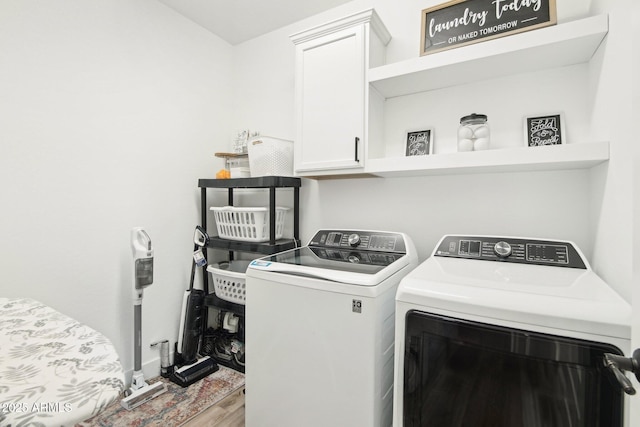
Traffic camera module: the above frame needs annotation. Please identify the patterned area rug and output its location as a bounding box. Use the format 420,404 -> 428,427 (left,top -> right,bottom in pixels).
77,366 -> 244,427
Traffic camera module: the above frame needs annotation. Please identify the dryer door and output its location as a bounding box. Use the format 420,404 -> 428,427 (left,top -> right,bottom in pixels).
402,310 -> 624,427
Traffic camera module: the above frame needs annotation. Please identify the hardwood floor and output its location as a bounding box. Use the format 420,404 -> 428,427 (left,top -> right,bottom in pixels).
182,387 -> 245,427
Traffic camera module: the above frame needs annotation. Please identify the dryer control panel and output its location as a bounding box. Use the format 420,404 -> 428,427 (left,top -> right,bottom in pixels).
433,235 -> 587,269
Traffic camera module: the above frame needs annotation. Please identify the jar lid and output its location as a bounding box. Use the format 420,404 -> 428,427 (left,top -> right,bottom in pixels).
460,113 -> 487,124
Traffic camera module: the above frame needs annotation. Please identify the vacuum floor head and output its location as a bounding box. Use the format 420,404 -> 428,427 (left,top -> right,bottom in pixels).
171,356 -> 219,387
121,381 -> 167,410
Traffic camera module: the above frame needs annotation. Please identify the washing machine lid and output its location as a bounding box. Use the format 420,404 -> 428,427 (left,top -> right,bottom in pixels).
396,235 -> 631,340
249,229 -> 417,286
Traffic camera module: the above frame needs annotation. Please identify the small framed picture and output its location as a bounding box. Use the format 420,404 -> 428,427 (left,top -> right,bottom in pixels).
405,128 -> 434,156
524,113 -> 565,147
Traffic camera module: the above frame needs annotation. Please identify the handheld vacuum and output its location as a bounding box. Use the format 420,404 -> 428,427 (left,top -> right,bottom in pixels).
170,226 -> 219,387
121,228 -> 168,410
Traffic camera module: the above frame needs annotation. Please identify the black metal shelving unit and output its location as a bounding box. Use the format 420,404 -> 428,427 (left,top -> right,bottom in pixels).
198,176 -> 302,293
197,176 -> 301,372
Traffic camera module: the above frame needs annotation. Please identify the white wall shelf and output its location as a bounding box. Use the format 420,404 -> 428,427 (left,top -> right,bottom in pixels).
369,14 -> 608,99
365,142 -> 609,177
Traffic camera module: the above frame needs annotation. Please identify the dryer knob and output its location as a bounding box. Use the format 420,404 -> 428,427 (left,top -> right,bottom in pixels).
348,233 -> 361,247
494,241 -> 512,258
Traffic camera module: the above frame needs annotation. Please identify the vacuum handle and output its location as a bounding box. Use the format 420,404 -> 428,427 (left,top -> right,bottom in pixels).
131,227 -> 153,258
194,225 -> 210,248
140,230 -> 151,250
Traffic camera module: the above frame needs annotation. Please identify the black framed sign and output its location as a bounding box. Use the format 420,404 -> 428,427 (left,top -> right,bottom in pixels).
405,129 -> 434,156
524,113 -> 564,146
421,0 -> 557,55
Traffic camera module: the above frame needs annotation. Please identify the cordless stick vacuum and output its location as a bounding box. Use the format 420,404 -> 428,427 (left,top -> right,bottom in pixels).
121,228 -> 168,410
171,226 -> 218,387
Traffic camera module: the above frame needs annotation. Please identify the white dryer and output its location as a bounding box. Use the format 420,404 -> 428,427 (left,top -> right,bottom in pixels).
393,235 -> 632,427
245,229 -> 418,427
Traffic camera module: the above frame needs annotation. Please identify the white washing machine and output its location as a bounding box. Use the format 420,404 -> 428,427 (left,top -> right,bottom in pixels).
245,229 -> 418,427
393,235 -> 632,427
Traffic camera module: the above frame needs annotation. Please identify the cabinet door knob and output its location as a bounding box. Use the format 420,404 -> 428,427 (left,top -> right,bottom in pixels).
354,137 -> 360,162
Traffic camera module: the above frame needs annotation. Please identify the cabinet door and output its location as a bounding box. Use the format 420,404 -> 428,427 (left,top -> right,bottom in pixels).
295,26 -> 365,173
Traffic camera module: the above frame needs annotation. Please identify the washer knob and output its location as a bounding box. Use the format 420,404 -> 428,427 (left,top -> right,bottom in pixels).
494,241 -> 512,258
348,233 -> 361,247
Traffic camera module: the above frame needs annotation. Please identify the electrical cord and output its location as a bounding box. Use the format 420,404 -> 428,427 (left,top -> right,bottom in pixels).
234,353 -> 245,367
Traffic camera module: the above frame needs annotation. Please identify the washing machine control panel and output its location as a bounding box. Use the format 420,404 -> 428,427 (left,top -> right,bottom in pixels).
309,230 -> 407,254
434,235 -> 587,269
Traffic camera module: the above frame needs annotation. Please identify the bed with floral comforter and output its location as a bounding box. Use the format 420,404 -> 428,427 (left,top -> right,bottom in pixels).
0,297 -> 124,427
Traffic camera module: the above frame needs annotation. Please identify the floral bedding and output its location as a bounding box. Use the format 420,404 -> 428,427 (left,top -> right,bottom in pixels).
0,297 -> 124,427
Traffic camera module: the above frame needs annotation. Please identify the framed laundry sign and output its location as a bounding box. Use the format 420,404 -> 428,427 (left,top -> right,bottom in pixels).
420,0 -> 557,55
405,128 -> 434,156
524,113 -> 565,146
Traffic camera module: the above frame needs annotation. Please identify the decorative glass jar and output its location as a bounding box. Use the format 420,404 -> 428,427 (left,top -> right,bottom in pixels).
458,113 -> 490,151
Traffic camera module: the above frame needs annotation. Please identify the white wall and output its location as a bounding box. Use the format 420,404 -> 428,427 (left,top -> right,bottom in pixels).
0,0 -> 233,380
586,0 -> 634,301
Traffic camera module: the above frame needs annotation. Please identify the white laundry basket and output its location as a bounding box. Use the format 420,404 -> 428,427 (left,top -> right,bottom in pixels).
247,136 -> 293,177
207,260 -> 252,305
210,206 -> 289,242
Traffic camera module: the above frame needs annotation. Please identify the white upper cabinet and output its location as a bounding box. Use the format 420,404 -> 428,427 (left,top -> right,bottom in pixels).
291,10 -> 390,177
